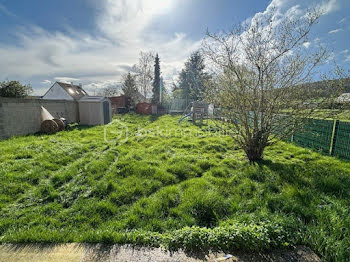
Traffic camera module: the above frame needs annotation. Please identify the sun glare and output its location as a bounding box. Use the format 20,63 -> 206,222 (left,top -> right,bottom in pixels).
143,0 -> 173,15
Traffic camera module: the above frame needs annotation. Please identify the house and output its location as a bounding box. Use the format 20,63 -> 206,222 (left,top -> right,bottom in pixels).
109,95 -> 131,114
337,93 -> 350,103
42,82 -> 88,101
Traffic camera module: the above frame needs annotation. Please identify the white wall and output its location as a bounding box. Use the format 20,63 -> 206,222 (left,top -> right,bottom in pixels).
43,83 -> 74,101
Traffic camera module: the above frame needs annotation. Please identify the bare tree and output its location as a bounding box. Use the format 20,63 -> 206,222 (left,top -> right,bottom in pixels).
203,7 -> 344,162
97,86 -> 121,97
133,51 -> 155,98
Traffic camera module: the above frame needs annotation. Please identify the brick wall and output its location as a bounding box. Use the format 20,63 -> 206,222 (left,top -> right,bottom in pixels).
0,98 -> 79,140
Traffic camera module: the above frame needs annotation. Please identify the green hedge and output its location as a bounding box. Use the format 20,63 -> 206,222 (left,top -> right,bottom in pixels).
1,219 -> 303,252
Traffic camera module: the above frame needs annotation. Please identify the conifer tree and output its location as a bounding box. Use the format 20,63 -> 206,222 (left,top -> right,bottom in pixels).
122,72 -> 138,106
177,51 -> 210,101
152,54 -> 161,104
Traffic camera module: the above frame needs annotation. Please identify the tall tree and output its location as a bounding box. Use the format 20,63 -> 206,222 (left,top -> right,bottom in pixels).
132,51 -> 155,98
0,80 -> 32,98
178,51 -> 210,101
203,7 -> 344,162
122,72 -> 138,106
152,54 -> 161,105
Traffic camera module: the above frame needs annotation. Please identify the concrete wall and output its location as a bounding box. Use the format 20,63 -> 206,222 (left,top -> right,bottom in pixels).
0,98 -> 79,140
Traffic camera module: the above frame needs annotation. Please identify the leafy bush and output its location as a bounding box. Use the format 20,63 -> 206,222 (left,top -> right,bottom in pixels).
0,80 -> 32,98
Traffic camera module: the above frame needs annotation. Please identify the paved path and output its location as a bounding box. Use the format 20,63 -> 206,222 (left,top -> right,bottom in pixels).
0,244 -> 321,262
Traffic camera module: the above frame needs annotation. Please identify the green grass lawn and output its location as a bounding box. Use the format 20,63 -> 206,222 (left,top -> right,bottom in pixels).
311,109 -> 350,121
0,114 -> 350,261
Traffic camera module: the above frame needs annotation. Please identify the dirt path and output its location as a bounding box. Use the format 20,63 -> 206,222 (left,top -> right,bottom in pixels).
0,244 -> 321,262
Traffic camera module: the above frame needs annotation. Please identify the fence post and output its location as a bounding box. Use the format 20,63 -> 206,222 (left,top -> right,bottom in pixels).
329,120 -> 339,156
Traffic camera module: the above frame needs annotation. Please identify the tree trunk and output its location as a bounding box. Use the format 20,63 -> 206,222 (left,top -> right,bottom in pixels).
244,131 -> 266,162
245,144 -> 264,162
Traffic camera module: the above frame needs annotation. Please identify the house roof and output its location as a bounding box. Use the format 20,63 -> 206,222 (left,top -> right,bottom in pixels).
56,82 -> 88,100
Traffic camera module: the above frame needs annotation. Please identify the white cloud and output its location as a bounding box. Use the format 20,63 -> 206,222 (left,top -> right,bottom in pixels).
0,0 -> 342,95
303,42 -> 311,48
328,28 -> 343,34
204,0 -> 341,74
319,0 -> 340,14
84,80 -> 123,95
0,0 -> 200,95
54,77 -> 80,84
338,17 -> 346,23
340,49 -> 349,54
263,0 -> 339,16
327,52 -> 335,62
345,55 -> 350,62
41,80 -> 52,85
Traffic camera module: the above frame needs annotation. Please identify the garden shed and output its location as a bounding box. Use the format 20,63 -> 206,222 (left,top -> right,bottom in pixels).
78,96 -> 112,126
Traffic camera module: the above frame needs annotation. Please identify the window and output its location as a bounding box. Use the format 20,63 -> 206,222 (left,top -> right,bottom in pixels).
68,88 -> 74,94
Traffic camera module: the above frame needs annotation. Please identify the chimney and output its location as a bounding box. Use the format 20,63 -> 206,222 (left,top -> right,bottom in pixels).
79,83 -> 82,88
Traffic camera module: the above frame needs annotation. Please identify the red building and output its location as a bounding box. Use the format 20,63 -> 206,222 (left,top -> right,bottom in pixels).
109,95 -> 131,114
136,103 -> 153,115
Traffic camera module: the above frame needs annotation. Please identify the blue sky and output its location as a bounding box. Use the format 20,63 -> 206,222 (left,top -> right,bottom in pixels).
0,0 -> 349,95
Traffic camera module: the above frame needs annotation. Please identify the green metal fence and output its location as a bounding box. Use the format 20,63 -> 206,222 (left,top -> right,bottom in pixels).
286,118 -> 350,161
292,119 -> 334,155
333,121 -> 350,160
